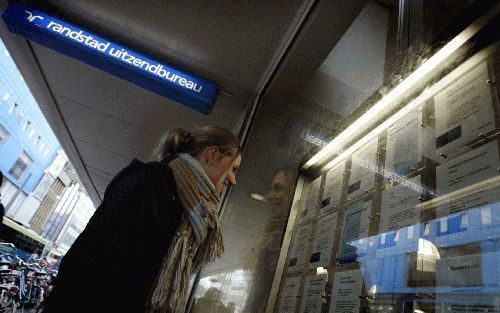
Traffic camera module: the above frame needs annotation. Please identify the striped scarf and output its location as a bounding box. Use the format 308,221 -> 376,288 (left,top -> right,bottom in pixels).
147,153 -> 224,313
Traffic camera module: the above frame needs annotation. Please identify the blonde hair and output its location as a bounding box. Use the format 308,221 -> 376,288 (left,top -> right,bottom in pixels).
152,126 -> 241,161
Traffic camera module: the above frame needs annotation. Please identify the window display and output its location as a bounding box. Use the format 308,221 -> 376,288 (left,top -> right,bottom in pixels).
338,198 -> 373,263
189,2 -> 499,313
277,276 -> 301,313
379,175 -> 423,233
434,61 -> 495,158
299,274 -> 327,313
288,222 -> 313,273
273,26 -> 499,313
300,177 -> 321,224
384,108 -> 426,176
329,270 -> 364,313
321,160 -> 346,214
347,138 -> 378,201
436,140 -> 499,195
309,211 -> 338,269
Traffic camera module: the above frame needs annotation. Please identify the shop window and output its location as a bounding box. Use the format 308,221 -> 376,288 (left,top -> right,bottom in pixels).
8,151 -> 33,180
27,128 -> 35,139
22,120 -> 30,132
16,110 -> 24,124
0,178 -> 18,209
7,102 -> 17,115
0,123 -> 9,145
1,92 -> 10,102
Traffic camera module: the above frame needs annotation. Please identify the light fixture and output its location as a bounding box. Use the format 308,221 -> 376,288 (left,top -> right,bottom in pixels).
250,193 -> 266,201
302,10 -> 493,171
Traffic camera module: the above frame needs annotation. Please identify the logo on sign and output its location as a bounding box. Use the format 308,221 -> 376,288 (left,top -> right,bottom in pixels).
24,10 -> 43,22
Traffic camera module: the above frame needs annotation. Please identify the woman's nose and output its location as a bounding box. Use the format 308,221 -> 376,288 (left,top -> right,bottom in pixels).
227,174 -> 236,186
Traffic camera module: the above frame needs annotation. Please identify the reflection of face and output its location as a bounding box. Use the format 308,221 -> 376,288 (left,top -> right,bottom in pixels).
266,171 -> 290,207
206,288 -> 222,301
204,151 -> 241,196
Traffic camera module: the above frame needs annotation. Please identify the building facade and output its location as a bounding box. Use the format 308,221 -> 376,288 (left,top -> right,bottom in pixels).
0,39 -> 60,219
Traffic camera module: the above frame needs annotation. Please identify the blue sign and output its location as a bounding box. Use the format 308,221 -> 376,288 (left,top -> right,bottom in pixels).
2,3 -> 219,114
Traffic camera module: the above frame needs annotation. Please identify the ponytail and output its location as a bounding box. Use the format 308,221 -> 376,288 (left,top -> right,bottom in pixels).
152,126 -> 240,161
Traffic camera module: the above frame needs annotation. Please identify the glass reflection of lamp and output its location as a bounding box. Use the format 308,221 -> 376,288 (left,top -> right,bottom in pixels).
250,193 -> 266,202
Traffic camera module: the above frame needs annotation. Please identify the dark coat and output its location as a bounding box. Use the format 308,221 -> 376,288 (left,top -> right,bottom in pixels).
44,158 -> 184,313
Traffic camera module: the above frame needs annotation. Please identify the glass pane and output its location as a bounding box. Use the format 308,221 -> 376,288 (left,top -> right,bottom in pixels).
274,24 -> 499,313
189,2 -> 498,313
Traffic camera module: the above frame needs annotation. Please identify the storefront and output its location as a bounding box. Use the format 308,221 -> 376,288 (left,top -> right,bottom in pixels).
189,1 -> 500,313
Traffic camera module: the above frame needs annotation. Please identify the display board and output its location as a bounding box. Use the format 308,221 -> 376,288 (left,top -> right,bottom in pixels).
321,160 -> 346,214
434,62 -> 495,157
277,276 -> 301,313
299,177 -> 322,224
385,108 -> 424,175
309,211 -> 338,269
299,274 -> 327,313
338,198 -> 372,263
273,47 -> 500,313
347,137 -> 378,201
379,176 -> 423,233
329,270 -> 364,313
287,223 -> 313,273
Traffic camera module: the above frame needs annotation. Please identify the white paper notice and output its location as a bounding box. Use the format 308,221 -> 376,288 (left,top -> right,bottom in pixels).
309,212 -> 338,269
321,160 -> 346,215
380,176 -> 422,233
329,269 -> 364,313
301,177 -> 322,224
348,137 -> 379,200
288,223 -> 313,273
278,276 -> 301,313
435,61 -> 495,156
436,254 -> 483,288
439,303 -> 500,313
339,199 -> 372,261
385,108 -> 422,175
436,187 -> 499,217
299,275 -> 327,313
436,141 -> 500,195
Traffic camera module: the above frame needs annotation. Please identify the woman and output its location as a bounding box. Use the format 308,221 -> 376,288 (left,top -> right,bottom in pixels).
44,126 -> 241,313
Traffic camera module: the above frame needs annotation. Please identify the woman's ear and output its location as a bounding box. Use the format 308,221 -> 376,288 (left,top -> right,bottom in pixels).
204,146 -> 219,163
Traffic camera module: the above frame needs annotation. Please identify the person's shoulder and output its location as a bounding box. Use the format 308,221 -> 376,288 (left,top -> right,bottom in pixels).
103,159 -> 153,197
106,158 -> 176,194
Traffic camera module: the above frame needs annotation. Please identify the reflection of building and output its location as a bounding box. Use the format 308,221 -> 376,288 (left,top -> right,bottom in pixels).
356,199 -> 500,309
195,269 -> 252,313
0,39 -> 60,219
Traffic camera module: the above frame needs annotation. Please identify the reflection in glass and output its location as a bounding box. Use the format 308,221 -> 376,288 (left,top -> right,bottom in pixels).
244,169 -> 296,313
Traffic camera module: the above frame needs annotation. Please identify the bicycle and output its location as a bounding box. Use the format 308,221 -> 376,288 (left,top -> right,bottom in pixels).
0,253 -> 51,313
